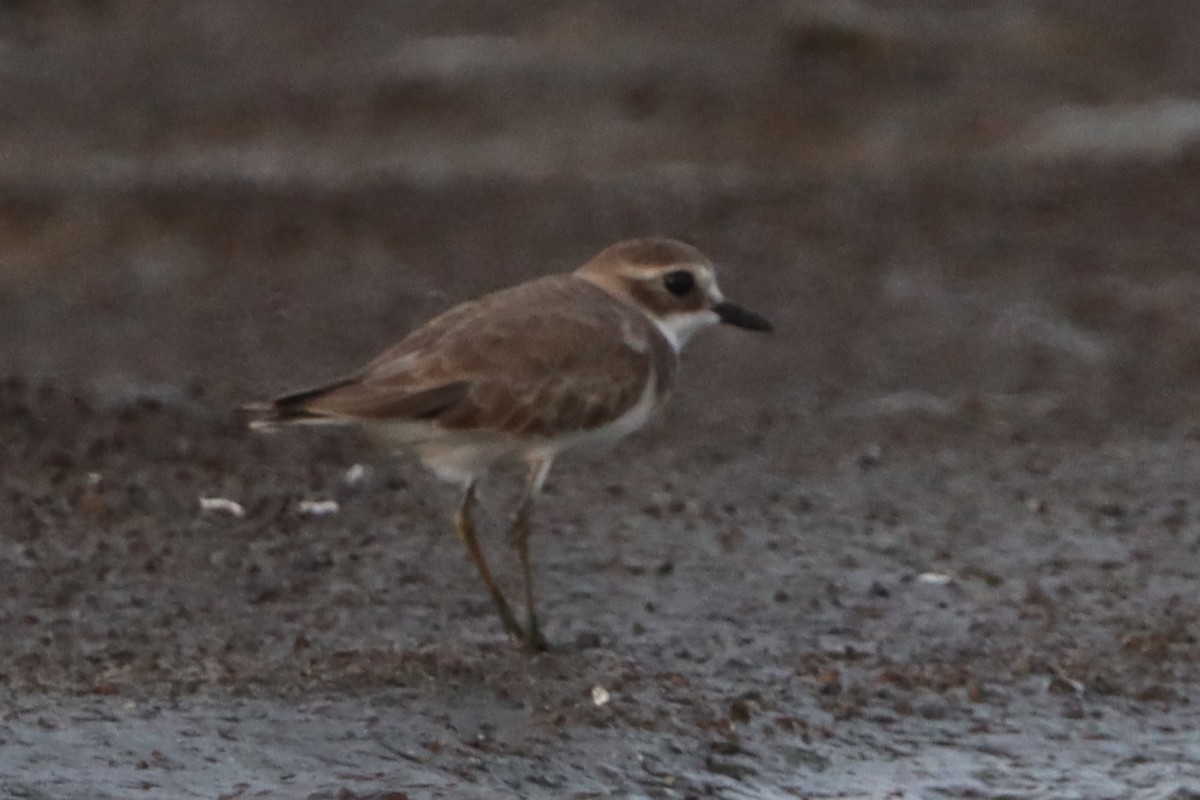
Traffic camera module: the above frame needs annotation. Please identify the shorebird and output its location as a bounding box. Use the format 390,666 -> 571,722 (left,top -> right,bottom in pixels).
245,238 -> 772,650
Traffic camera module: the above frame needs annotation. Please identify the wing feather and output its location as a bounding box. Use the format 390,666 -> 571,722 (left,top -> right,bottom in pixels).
264,275 -> 676,438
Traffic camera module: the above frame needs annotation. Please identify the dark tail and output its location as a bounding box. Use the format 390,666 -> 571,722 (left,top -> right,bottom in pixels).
241,378 -> 469,429
240,377 -> 358,430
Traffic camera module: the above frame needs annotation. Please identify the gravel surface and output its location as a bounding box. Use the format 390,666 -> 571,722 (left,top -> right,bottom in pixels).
3,3 -> 1200,798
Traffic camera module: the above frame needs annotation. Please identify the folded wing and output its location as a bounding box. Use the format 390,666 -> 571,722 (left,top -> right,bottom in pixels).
246,276 -> 676,439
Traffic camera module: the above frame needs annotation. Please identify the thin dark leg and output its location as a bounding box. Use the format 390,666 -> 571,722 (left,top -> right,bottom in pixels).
510,460 -> 550,652
454,483 -> 524,644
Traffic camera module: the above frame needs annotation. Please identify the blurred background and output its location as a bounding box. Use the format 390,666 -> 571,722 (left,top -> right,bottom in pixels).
3,0 -> 1200,431
5,7 -> 1200,795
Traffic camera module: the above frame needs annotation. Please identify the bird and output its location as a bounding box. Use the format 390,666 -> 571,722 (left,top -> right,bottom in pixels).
244,237 -> 773,651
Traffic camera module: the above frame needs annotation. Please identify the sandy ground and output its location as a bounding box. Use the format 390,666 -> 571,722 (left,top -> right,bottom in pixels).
3,2 -> 1200,798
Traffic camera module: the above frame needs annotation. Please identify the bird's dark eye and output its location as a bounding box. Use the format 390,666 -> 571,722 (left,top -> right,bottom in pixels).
663,270 -> 695,297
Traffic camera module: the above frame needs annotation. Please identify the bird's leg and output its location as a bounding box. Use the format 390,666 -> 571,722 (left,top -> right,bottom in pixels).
454,482 -> 524,644
510,458 -> 552,652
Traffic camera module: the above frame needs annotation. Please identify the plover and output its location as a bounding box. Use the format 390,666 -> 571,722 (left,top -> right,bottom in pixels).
246,238 -> 772,650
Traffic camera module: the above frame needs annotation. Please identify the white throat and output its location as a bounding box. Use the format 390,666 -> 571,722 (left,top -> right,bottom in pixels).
648,308 -> 720,353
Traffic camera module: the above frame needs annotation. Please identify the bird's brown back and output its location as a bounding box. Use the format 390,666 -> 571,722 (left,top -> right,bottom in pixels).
287,275 -> 678,439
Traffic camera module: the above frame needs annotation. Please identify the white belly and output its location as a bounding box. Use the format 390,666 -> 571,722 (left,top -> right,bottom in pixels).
380,371 -> 663,487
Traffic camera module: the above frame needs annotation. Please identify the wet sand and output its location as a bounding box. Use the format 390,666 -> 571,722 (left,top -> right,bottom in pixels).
3,3 -> 1200,797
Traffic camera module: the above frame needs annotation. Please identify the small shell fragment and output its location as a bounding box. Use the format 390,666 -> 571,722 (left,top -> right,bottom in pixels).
591,684 -> 611,707
916,572 -> 954,586
343,463 -> 370,486
297,499 -> 340,517
199,497 -> 246,518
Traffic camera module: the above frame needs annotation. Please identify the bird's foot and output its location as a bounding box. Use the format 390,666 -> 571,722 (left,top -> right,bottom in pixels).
519,616 -> 550,653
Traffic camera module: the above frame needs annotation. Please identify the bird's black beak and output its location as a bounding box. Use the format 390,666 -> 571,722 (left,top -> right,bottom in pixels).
713,301 -> 774,332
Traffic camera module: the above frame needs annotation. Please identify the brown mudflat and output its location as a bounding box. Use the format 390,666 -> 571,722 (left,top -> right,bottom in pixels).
2,3 -> 1200,797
